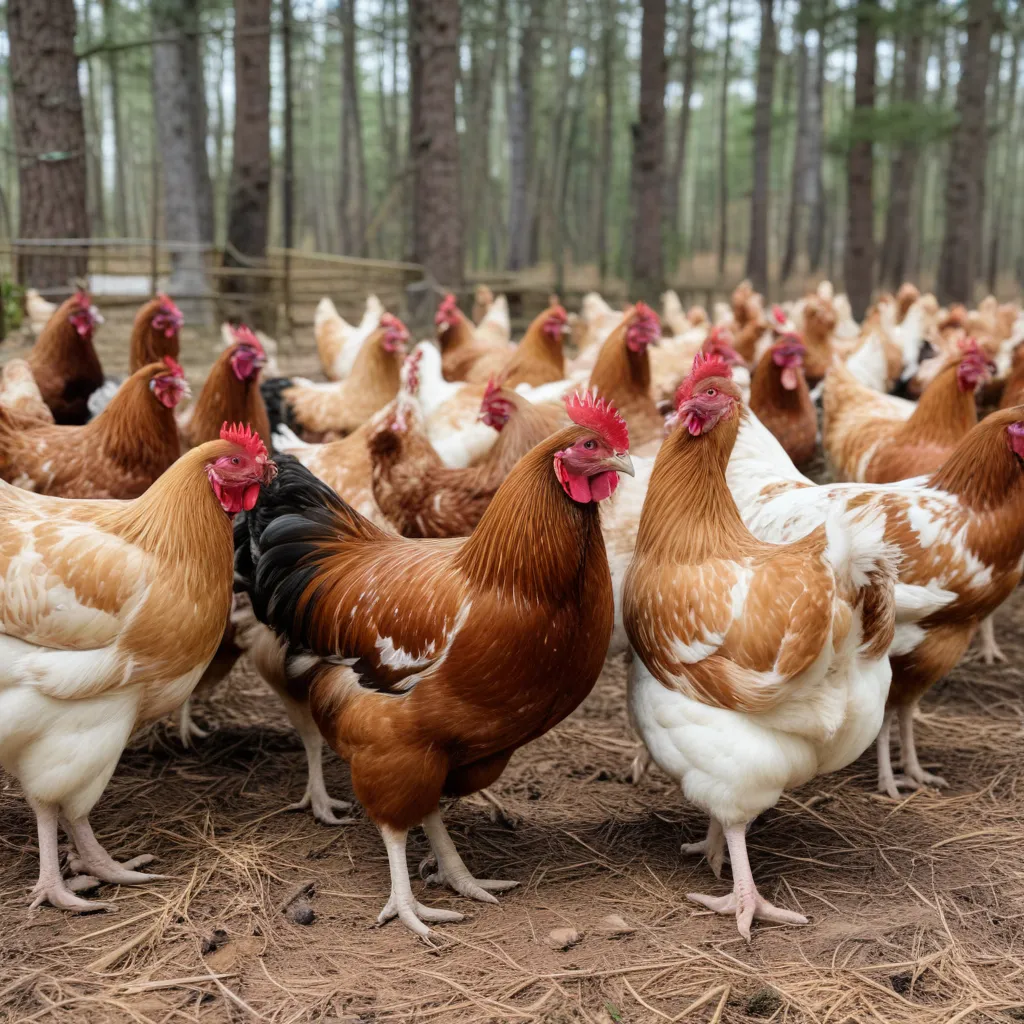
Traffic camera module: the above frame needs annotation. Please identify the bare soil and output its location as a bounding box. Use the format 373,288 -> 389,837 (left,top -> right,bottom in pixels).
1,319 -> 1024,1024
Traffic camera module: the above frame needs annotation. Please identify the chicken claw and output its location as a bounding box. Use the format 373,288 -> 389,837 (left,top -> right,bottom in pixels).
66,819 -> 168,886
629,744 -> 652,785
421,811 -> 518,904
177,699 -> 210,748
30,882 -> 114,914
681,817 -> 726,878
975,616 -> 1007,665
286,788 -> 355,827
686,823 -> 807,940
377,889 -> 464,941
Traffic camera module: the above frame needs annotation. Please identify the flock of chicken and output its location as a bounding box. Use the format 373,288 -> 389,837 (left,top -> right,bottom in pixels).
0,278 -> 1021,945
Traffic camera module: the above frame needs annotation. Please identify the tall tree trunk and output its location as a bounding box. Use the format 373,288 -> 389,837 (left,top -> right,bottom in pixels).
745,0 -> 776,292
81,0 -> 105,238
844,0 -> 877,320
7,0 -> 89,291
507,0 -> 540,270
339,0 -> 368,256
182,0 -> 214,244
937,0 -> 994,304
222,0 -> 272,329
665,0 -> 699,260
716,0 -> 734,278
782,9 -> 809,281
991,38 -> 1021,291
806,0 -> 828,271
152,0 -> 209,315
878,1 -> 926,290
631,0 -> 667,302
212,33 -> 227,240
596,0 -> 615,283
102,0 -> 129,237
408,0 -> 463,287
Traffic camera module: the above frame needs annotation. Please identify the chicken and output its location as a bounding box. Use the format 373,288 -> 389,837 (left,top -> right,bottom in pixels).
624,353 -> 898,938
729,400 -> 1024,798
566,293 -> 625,376
0,359 -> 188,499
999,342 -> 1024,410
474,293 -> 511,348
24,288 -> 56,336
314,294 -> 383,381
235,391 -> 634,939
400,343 -> 497,468
661,290 -> 689,337
796,294 -> 836,384
466,303 -> 570,387
472,284 -> 494,325
264,315 -> 409,440
26,291 -> 105,425
181,326 -> 271,450
0,424 -> 276,910
749,335 -> 817,469
588,303 -> 664,447
0,359 -> 53,423
220,322 -> 281,378
130,294 -> 184,373
823,341 -> 993,483
436,294 -> 514,381
895,282 -> 920,323
369,381 -> 564,538
650,325 -> 747,406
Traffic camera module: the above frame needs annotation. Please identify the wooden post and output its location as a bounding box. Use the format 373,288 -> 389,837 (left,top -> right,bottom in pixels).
150,132 -> 159,296
281,0 -> 295,342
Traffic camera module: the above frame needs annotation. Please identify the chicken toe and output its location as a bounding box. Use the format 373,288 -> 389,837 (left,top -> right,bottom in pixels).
28,803 -> 114,913
177,699 -> 211,748
422,810 -> 518,904
686,824 -> 807,940
66,819 -> 168,886
898,706 -> 949,791
629,745 -> 652,785
975,616 -> 1007,665
681,817 -> 726,878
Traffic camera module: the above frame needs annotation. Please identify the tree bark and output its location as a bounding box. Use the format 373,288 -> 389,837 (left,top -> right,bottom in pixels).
7,0 -> 89,291
101,0 -> 129,237
844,0 -> 877,320
781,9 -> 809,281
991,38 -> 1022,290
878,1 -> 927,290
222,0 -> 272,329
806,0 -> 828,271
596,0 -> 615,282
152,0 -> 209,314
339,0 -> 368,256
81,0 -> 105,238
937,0 -> 994,304
182,0 -> 214,244
665,0 -> 699,256
745,0 -> 776,292
631,0 -> 667,303
408,0 -> 464,287
716,0 -> 734,278
507,0 -> 540,270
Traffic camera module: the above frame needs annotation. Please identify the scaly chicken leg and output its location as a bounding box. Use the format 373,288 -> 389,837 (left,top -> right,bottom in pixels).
975,616 -> 1007,665
283,703 -> 354,826
65,817 -> 168,886
29,802 -> 113,913
681,817 -> 726,878
377,824 -> 464,941
420,811 -> 518,902
877,705 -> 949,796
687,824 -> 808,941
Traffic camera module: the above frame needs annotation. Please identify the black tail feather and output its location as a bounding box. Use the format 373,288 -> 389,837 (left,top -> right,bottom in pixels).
260,376 -> 298,436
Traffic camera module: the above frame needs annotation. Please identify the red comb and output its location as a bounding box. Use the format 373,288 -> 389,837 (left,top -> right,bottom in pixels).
958,336 -> 980,355
72,289 -> 91,307
231,324 -> 265,356
482,376 -> 503,402
633,301 -> 658,324
547,304 -> 569,322
381,312 -> 409,333
220,421 -> 268,461
675,351 -> 735,409
435,293 -> 459,325
772,305 -> 786,324
162,356 -> 185,377
564,390 -> 629,452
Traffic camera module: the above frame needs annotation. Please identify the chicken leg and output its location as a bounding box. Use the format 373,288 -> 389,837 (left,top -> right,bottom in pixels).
177,698 -> 210,748
421,810 -> 518,902
681,816 -> 726,878
975,616 -> 1007,665
376,824 -> 464,941
896,704 -> 948,790
281,698 -> 354,826
66,817 -> 169,886
687,823 -> 808,940
28,802 -> 113,913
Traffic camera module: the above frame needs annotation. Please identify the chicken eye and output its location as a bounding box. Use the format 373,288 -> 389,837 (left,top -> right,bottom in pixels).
231,457 -> 240,466
583,439 -> 597,450
706,387 -> 717,396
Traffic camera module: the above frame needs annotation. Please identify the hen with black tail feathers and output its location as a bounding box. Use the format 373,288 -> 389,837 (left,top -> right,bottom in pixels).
231,390 -> 635,941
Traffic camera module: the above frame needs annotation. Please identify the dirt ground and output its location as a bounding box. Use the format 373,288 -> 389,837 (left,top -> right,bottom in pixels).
2,317 -> 1024,1023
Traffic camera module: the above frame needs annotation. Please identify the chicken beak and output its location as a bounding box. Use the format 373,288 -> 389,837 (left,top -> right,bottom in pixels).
604,451 -> 635,477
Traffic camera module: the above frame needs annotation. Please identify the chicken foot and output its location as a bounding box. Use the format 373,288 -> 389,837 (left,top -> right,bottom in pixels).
377,823 -> 464,941
420,810 -> 518,903
975,616 -> 1007,665
877,705 -> 948,796
28,802 -> 113,912
282,702 -> 354,826
687,823 -> 808,940
65,817 -> 169,886
681,817 -> 726,878
177,698 -> 210,748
